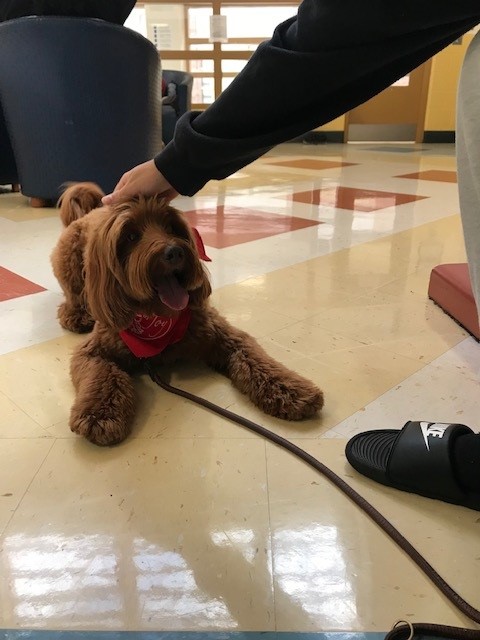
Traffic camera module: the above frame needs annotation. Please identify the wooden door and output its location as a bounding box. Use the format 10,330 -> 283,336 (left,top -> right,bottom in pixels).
346,61 -> 432,142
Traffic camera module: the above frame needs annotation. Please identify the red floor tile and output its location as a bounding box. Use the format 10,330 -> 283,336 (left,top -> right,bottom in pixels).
266,159 -> 357,170
184,206 -> 321,248
395,169 -> 457,183
0,266 -> 45,302
286,186 -> 427,211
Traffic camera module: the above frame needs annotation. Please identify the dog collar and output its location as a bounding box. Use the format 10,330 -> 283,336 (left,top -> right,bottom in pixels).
120,309 -> 191,358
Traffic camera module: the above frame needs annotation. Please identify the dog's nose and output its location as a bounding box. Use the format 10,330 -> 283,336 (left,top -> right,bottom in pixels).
164,245 -> 184,266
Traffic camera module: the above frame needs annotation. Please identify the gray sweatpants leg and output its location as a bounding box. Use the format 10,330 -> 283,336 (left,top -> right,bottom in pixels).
457,30 -> 480,311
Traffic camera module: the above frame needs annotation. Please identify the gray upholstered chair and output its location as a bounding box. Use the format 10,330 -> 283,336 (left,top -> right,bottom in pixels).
0,16 -> 162,203
162,70 -> 193,145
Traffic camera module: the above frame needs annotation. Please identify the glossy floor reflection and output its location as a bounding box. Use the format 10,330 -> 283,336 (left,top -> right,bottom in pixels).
287,185 -> 427,210
0,143 -> 478,635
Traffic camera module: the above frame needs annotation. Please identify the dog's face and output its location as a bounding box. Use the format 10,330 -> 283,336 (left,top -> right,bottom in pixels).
85,196 -> 211,329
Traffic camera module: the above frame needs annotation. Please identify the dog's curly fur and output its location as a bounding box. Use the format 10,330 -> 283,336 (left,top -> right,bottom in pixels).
51,183 -> 324,446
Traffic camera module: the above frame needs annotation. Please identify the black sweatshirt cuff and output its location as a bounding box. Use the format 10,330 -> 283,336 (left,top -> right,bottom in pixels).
154,113 -> 212,197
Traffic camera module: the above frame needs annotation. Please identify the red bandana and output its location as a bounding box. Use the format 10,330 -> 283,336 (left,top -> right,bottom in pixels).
119,227 -> 210,358
120,309 -> 192,358
191,227 -> 211,262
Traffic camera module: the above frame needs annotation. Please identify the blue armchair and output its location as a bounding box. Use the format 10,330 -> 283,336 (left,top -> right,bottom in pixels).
0,16 -> 162,202
162,70 -> 193,145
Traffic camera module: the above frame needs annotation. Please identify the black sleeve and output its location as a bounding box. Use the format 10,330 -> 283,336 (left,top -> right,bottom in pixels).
155,0 -> 480,196
0,1 -> 136,24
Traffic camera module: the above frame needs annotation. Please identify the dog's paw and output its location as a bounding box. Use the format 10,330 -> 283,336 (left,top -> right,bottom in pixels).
58,302 -> 94,333
70,410 -> 130,446
257,379 -> 324,421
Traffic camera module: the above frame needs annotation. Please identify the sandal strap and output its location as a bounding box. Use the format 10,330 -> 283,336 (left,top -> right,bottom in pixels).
388,421 -> 473,502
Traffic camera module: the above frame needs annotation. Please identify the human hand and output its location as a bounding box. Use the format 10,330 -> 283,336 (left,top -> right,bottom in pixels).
101,160 -> 179,205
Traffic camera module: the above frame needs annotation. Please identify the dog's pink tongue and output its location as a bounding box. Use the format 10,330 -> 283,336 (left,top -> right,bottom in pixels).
157,275 -> 189,311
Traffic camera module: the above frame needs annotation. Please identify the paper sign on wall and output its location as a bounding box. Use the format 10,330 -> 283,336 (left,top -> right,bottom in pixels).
152,24 -> 172,50
209,15 -> 227,43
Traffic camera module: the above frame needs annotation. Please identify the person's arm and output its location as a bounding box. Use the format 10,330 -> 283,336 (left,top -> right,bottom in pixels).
154,0 -> 480,196
0,0 -> 137,23
103,0 -> 480,203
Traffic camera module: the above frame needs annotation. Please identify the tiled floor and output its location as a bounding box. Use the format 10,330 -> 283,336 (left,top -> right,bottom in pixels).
0,142 -> 478,638
394,169 -> 458,183
284,185 -> 427,210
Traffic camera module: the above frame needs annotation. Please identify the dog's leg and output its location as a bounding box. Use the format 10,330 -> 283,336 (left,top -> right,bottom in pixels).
57,299 -> 94,334
52,224 -> 94,333
204,311 -> 324,420
69,342 -> 136,445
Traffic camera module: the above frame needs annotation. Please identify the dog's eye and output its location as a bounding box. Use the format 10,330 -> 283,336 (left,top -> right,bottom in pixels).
127,232 -> 139,242
164,224 -> 173,234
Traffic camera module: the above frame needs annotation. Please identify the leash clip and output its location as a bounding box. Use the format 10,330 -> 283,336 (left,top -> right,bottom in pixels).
390,620 -> 414,640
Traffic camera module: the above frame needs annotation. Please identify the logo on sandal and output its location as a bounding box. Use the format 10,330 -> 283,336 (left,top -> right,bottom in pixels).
420,422 -> 451,451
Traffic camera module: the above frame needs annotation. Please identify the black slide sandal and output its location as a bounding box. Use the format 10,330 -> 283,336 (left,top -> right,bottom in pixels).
345,421 -> 480,511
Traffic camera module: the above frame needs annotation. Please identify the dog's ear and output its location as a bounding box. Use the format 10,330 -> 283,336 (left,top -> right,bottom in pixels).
58,182 -> 105,227
188,265 -> 212,308
179,222 -> 212,308
84,214 -> 135,330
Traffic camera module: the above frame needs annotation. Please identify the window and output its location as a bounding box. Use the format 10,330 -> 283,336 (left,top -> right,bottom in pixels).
130,2 -> 300,108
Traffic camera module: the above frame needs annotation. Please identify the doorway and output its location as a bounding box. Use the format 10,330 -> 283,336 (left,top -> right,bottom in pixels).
345,61 -> 432,142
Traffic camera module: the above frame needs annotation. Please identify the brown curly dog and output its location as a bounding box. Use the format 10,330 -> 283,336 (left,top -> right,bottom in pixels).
51,183 -> 324,446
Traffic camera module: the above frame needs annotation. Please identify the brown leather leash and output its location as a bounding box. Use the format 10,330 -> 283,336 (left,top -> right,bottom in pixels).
144,362 -> 480,640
